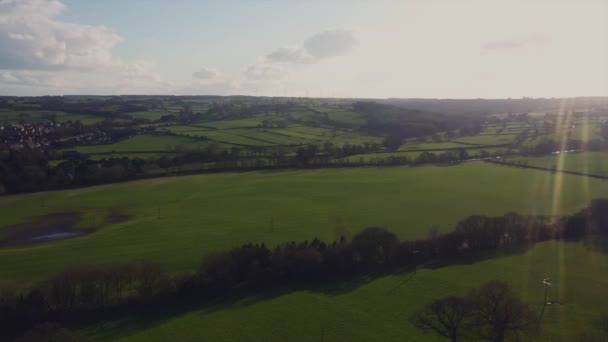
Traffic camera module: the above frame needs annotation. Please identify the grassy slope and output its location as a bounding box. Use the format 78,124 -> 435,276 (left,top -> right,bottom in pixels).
1,163 -> 607,287
83,241 -> 608,342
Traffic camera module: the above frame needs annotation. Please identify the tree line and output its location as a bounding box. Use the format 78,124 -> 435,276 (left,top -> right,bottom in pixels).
3,200 -> 608,340
1,140 -> 494,195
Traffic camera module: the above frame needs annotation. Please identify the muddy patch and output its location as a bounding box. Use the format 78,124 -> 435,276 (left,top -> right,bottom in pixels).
0,210 -> 131,248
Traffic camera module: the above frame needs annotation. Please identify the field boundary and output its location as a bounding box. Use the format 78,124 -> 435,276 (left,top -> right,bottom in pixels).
484,159 -> 608,180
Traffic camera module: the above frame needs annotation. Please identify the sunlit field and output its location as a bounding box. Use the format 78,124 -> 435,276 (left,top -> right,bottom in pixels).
2,162 -> 607,288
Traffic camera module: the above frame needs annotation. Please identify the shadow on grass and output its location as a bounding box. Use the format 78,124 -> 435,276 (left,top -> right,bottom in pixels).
72,244 -> 554,340
79,271 -> 393,340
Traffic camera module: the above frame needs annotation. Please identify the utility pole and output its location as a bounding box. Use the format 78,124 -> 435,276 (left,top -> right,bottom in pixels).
539,277 -> 552,320
157,207 -> 161,219
320,327 -> 325,342
543,277 -> 551,304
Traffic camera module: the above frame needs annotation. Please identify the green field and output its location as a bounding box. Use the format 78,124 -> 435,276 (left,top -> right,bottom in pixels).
162,125 -> 210,134
81,240 -> 608,341
343,147 -> 509,163
195,130 -> 276,146
453,134 -> 518,145
87,152 -> 176,160
60,134 -> 202,153
127,110 -> 170,121
399,141 -> 472,151
1,162 -> 607,288
202,117 -> 267,129
506,152 -> 608,176
285,126 -> 342,137
327,110 -> 366,126
0,110 -> 105,125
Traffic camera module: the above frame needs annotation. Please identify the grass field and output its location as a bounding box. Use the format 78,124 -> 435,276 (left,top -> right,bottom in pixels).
1,162 -> 607,288
127,110 -> 170,121
343,147 -> 509,163
327,110 -> 366,126
81,240 -> 608,341
195,130 -> 276,146
453,134 -> 518,145
202,117 -> 267,129
284,126 -> 341,137
0,111 -> 105,125
506,152 -> 608,176
61,134 -> 201,153
399,141 -> 472,151
87,152 -> 176,160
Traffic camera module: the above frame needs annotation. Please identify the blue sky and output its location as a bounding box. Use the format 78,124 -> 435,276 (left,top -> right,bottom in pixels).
0,0 -> 606,97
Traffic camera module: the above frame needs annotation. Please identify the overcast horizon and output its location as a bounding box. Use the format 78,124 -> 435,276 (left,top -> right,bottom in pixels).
0,0 -> 606,98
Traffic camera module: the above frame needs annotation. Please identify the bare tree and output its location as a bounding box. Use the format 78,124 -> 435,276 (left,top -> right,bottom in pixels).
470,281 -> 539,342
411,296 -> 472,342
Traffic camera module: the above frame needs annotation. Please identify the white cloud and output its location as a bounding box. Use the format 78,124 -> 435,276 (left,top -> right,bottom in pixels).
192,67 -> 218,80
0,70 -> 58,87
303,29 -> 356,59
0,0 -> 175,95
242,28 -> 356,91
0,0 -> 122,71
7,32 -> 35,41
266,47 -> 314,64
265,28 -> 356,64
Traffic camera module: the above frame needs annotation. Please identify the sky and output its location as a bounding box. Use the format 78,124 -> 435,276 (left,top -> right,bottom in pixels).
0,0 -> 606,98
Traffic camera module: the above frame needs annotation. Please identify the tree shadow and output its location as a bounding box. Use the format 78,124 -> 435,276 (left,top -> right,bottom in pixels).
80,272 -> 392,340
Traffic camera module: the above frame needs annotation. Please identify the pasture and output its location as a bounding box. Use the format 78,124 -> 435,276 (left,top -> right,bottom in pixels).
81,240 -> 608,341
60,134 -> 202,153
0,110 -> 104,125
1,162 -> 607,288
506,152 -> 608,176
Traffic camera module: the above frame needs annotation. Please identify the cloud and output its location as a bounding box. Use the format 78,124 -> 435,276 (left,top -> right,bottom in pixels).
303,28 -> 356,59
0,0 -> 122,71
244,63 -> 286,81
266,47 -> 314,64
265,28 -> 356,64
244,28 -> 356,86
192,67 -> 218,80
0,70 -> 58,87
0,1 -> 174,95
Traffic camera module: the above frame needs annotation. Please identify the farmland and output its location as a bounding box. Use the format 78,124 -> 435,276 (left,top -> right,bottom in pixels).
2,95 -> 608,341
59,135 -> 202,154
81,240 -> 608,342
0,110 -> 105,125
506,152 -> 608,176
1,162 -> 607,288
